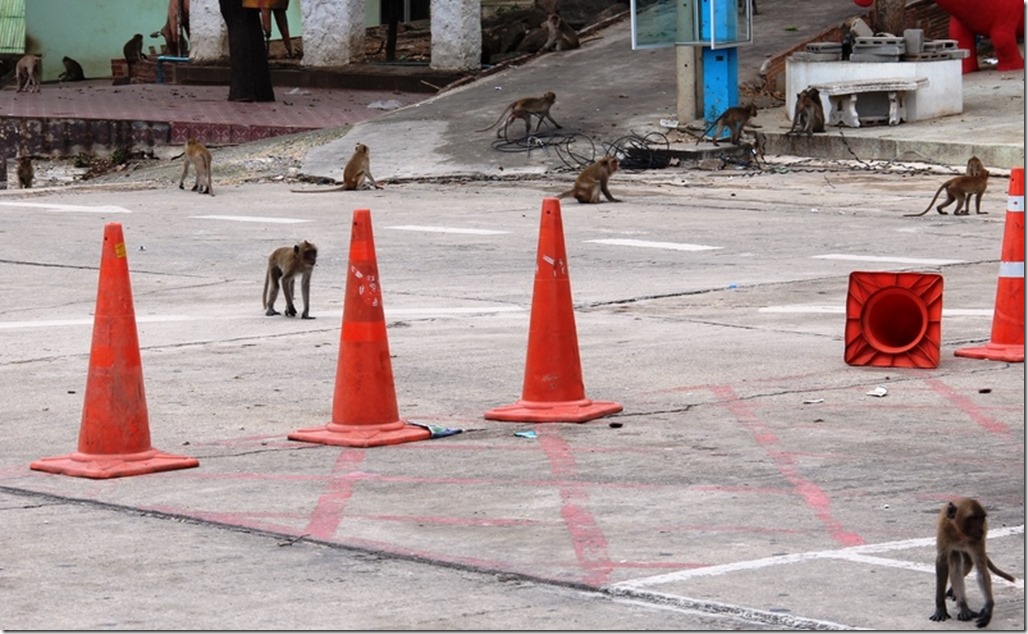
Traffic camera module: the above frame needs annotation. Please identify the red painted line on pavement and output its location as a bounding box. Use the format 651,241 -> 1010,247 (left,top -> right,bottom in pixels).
923,377 -> 1012,435
712,385 -> 865,547
304,449 -> 366,539
538,429 -> 614,586
355,513 -> 553,527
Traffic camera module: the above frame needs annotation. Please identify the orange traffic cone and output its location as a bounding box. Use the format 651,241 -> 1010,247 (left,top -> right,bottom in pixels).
955,167 -> 1025,362
30,223 -> 199,479
949,166 -> 1023,361
844,271 -> 943,368
485,198 -> 623,423
289,209 -> 431,447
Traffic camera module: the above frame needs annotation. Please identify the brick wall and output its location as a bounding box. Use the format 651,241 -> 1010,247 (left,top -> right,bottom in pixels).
904,0 -> 951,40
110,58 -> 159,84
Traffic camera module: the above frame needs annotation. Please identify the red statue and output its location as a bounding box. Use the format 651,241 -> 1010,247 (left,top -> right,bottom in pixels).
934,0 -> 1024,72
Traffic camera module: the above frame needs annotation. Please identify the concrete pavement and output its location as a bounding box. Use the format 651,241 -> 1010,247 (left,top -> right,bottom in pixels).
0,2 -> 1024,631
300,11 -> 1024,184
0,166 -> 1023,629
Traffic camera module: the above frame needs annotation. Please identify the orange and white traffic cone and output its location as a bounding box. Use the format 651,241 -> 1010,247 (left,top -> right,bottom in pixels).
289,209 -> 431,447
30,223 -> 199,479
955,167 -> 1025,363
485,197 -> 623,423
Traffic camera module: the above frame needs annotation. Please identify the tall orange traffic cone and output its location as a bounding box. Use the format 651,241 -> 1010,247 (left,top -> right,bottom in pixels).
30,223 -> 199,479
485,198 -> 623,423
955,167 -> 1025,363
289,209 -> 431,447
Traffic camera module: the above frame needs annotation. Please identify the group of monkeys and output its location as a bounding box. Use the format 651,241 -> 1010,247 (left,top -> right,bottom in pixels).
9,54 -> 1018,623
10,53 -> 85,94
9,30 -> 165,94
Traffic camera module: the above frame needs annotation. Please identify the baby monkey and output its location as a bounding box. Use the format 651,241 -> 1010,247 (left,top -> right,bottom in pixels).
263,240 -> 318,319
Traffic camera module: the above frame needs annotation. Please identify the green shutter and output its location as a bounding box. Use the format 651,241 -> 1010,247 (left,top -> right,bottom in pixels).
0,0 -> 26,55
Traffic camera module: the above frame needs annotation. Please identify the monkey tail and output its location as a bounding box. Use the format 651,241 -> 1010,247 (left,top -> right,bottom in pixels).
695,119 -> 719,144
474,105 -> 513,133
987,557 -> 1016,582
904,183 -> 947,217
262,270 -> 271,310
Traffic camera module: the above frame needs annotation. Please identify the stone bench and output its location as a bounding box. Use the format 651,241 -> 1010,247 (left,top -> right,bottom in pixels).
813,76 -> 929,127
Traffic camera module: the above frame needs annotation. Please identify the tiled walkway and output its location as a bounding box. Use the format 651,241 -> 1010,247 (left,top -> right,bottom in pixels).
0,80 -> 427,149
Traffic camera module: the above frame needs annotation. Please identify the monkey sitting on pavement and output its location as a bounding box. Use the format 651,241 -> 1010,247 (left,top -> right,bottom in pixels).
558,155 -> 621,204
291,143 -> 383,193
263,240 -> 318,319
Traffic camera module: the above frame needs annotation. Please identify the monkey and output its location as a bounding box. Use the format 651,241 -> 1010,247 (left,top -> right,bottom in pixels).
263,240 -> 318,319
178,137 -> 213,195
786,88 -> 825,136
558,155 -> 621,204
476,92 -> 562,139
15,55 -> 41,93
697,103 -> 758,146
58,56 -> 86,82
541,14 -> 580,52
290,143 -> 383,193
905,164 -> 989,217
966,155 -> 986,177
929,497 -> 1016,628
16,156 -> 33,189
124,34 -> 148,63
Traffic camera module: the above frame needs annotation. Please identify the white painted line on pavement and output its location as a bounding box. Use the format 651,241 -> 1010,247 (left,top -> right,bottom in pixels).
813,253 -> 965,266
386,306 -> 524,316
0,315 -> 197,330
0,202 -> 131,213
606,587 -> 855,630
614,525 -> 1024,589
191,215 -> 309,224
586,238 -> 723,252
759,305 -> 993,317
387,225 -> 509,235
0,307 -> 523,330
